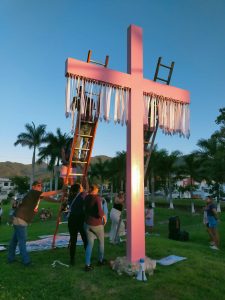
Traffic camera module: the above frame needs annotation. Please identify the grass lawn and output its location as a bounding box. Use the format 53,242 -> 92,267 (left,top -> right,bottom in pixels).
0,200 -> 225,300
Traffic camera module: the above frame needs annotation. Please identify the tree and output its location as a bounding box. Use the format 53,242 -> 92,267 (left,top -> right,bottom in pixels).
157,150 -> 182,202
181,153 -> 204,197
10,176 -> 29,194
88,157 -> 110,194
14,122 -> 46,188
37,128 -> 69,190
107,151 -> 126,192
146,145 -> 167,201
196,136 -> 225,199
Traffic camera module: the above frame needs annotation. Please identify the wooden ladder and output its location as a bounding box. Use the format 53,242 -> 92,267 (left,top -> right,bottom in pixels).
52,51 -> 109,248
144,57 -> 175,178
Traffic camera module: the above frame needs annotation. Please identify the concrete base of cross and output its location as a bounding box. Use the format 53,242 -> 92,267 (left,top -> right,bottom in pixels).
110,256 -> 156,277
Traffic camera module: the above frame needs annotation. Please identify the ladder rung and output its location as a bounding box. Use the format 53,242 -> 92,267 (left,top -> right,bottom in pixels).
81,120 -> 95,124
155,77 -> 169,83
84,91 -> 99,97
74,148 -> 90,151
90,59 -> 105,66
69,173 -> 84,176
72,161 -> 87,164
77,134 -> 93,138
159,63 -> 172,69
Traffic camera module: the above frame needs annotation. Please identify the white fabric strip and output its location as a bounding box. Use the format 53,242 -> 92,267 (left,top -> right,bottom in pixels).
125,89 -> 129,125
114,88 -> 119,123
65,77 -> 71,117
65,75 -> 189,138
105,85 -> 112,122
120,89 -> 125,126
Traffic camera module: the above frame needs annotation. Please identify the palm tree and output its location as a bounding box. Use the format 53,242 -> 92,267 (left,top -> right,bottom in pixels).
88,157 -> 110,194
178,153 -> 204,213
14,122 -> 46,188
157,150 -> 182,207
107,151 -> 126,192
196,136 -> 225,199
181,153 -> 203,196
146,145 -> 167,203
37,128 -> 70,190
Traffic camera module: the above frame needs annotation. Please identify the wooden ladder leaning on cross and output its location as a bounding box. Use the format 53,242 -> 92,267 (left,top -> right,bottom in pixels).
144,57 -> 175,176
112,57 -> 175,244
51,51 -> 109,249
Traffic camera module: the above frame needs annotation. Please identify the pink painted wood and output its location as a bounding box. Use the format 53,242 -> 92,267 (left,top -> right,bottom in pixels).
126,25 -> 145,262
65,24 -> 190,263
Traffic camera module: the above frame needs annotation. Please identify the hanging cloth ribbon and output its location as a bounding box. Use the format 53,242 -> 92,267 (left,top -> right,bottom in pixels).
65,75 -> 190,138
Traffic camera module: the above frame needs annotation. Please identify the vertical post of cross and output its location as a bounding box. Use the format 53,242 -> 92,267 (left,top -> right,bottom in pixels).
126,25 -> 145,262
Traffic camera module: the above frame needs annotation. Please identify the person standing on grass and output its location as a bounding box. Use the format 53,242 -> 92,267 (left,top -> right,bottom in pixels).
145,203 -> 154,234
67,183 -> 87,266
8,180 -> 62,266
84,184 -> 107,271
109,191 -> 125,244
205,196 -> 220,250
203,205 -> 214,246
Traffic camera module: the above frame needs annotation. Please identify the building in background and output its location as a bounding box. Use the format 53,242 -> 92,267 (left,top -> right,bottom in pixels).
0,178 -> 15,202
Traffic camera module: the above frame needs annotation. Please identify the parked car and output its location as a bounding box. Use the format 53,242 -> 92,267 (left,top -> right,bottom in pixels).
155,191 -> 164,197
172,192 -> 180,199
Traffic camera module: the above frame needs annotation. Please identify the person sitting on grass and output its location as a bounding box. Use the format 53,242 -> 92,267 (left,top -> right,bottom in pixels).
40,208 -> 47,221
46,208 -> 53,219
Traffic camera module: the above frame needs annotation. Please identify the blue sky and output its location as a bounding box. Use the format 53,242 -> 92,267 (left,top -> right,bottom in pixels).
0,0 -> 224,164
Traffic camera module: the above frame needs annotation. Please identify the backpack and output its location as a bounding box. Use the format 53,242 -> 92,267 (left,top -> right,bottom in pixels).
178,230 -> 189,241
168,216 -> 181,240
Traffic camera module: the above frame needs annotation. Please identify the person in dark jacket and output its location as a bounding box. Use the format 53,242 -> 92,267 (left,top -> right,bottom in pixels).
84,184 -> 106,271
8,180 -> 61,265
67,183 -> 87,266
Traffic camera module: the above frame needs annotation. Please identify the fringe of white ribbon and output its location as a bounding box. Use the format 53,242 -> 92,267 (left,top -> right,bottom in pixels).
65,76 -> 190,138
144,94 -> 190,138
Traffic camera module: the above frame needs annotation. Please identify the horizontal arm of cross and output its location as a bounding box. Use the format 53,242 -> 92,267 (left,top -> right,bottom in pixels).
142,78 -> 190,103
66,58 -> 190,103
66,58 -> 131,88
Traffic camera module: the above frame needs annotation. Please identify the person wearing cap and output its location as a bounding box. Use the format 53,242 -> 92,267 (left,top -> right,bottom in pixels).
8,181 -> 62,265
84,184 -> 106,271
205,196 -> 220,250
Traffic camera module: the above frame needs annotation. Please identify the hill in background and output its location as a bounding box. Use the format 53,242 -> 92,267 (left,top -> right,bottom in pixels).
0,155 -> 112,179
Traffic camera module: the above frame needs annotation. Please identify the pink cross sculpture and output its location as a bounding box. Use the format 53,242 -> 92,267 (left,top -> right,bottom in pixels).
65,25 -> 190,263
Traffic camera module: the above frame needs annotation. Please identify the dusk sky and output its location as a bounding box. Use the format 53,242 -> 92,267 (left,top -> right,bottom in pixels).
0,0 -> 224,164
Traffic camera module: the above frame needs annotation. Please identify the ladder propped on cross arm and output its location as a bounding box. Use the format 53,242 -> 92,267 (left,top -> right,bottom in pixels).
51,51 -> 109,249
144,57 -> 175,178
